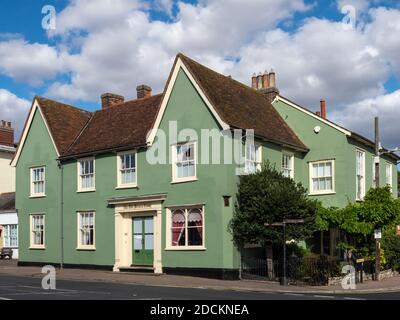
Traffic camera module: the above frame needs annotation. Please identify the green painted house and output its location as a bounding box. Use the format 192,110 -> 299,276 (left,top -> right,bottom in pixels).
12,53 -> 399,279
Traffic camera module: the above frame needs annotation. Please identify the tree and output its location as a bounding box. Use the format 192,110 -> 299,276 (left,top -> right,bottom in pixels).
229,162 -> 319,249
317,186 -> 400,257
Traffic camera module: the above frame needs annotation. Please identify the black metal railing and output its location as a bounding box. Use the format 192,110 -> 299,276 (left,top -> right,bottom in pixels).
241,256 -> 280,281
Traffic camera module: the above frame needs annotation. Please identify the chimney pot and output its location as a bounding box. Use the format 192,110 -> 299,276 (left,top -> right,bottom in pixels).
320,99 -> 326,119
262,70 -> 269,89
251,73 -> 257,89
136,85 -> 152,99
269,69 -> 276,88
101,93 -> 125,109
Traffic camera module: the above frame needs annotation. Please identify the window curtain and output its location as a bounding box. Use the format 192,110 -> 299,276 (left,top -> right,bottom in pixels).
172,211 -> 185,246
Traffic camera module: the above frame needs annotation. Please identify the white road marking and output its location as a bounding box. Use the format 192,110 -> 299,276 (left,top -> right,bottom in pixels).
0,297 -> 12,300
284,293 -> 305,296
313,295 -> 335,299
343,297 -> 366,300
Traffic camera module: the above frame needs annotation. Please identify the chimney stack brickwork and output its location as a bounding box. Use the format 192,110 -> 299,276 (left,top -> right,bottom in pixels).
320,99 -> 327,119
0,120 -> 14,147
101,93 -> 125,109
136,85 -> 152,99
251,68 -> 279,103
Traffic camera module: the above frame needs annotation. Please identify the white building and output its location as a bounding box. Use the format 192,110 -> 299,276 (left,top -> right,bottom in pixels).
0,120 -> 17,259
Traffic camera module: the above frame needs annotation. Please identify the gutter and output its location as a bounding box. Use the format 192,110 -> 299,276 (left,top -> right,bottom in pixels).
58,143 -> 147,161
57,159 -> 64,269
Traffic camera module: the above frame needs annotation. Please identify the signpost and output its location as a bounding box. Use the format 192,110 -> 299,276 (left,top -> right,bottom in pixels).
265,218 -> 304,286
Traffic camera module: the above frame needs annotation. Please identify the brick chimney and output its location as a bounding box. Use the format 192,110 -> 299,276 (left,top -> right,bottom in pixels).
101,93 -> 125,109
320,99 -> 326,119
0,120 -> 14,147
251,68 -> 279,103
136,85 -> 152,99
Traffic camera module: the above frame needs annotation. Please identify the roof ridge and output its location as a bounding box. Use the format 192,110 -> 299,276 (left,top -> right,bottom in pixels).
35,95 -> 92,115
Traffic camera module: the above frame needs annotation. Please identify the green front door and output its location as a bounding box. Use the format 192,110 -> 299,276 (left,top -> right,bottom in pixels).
132,216 -> 154,266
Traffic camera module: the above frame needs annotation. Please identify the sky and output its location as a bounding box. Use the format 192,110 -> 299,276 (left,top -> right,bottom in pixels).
0,0 -> 399,154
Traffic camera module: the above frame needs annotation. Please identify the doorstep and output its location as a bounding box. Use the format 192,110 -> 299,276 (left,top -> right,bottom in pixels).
118,266 -> 162,275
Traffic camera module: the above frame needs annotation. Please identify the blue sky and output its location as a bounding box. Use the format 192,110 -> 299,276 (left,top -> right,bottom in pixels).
0,0 -> 399,152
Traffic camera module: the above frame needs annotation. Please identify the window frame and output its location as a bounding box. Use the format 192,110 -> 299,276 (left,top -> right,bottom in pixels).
171,141 -> 198,183
77,157 -> 96,192
355,148 -> 366,201
3,224 -> 18,248
29,213 -> 45,249
309,159 -> 336,195
385,161 -> 393,190
30,166 -> 46,197
165,205 -> 206,251
116,150 -> 138,189
244,143 -> 262,174
281,151 -> 294,179
77,211 -> 96,250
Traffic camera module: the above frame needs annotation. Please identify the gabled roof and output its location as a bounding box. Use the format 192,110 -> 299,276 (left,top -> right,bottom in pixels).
36,97 -> 92,155
157,53 -> 307,151
14,53 -> 308,162
0,192 -> 15,212
275,95 -> 400,162
64,94 -> 162,157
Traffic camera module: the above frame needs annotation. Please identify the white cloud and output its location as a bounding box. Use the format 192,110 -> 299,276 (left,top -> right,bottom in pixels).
45,0 -> 310,101
0,89 -> 31,141
332,89 -> 400,149
366,7 -> 400,75
0,39 -> 64,85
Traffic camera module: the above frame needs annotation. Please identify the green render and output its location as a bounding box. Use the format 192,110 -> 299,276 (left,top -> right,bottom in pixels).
14,55 -> 398,279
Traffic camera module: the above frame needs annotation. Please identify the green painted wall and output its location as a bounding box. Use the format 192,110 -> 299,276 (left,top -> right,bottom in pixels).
273,99 -> 398,208
15,109 -> 62,264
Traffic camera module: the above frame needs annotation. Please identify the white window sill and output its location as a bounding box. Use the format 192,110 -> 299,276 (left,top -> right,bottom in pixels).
309,191 -> 336,196
171,177 -> 198,184
165,246 -> 206,251
29,246 -> 45,250
29,194 -> 46,198
76,246 -> 96,251
116,184 -> 138,190
77,189 -> 96,193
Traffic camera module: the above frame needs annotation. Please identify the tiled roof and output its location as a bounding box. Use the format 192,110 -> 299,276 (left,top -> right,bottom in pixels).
178,54 -> 308,151
36,97 -> 92,155
0,192 -> 15,212
64,94 -> 163,157
34,53 -> 308,158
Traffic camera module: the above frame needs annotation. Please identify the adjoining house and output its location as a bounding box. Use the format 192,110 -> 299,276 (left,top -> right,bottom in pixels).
11,53 -> 399,279
0,121 -> 18,259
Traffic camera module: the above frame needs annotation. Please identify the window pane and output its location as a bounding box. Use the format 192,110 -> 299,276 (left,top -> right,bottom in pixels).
134,235 -> 143,250
171,210 -> 185,246
133,218 -> 142,234
144,217 -> 153,233
325,163 -> 332,176
145,234 -> 154,250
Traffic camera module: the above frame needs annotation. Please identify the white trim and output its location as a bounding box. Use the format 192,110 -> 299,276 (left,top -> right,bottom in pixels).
165,205 -> 206,251
146,58 -> 230,146
355,148 -> 366,201
309,159 -> 336,195
76,211 -> 96,250
30,166 -> 46,197
29,213 -> 45,249
171,141 -> 198,183
275,96 -> 351,136
385,161 -> 393,190
282,150 -> 295,179
116,150 -> 138,189
77,156 -> 95,192
11,99 -> 60,167
244,142 -> 262,174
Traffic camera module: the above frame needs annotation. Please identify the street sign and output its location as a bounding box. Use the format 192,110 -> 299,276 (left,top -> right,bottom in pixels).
374,228 -> 382,239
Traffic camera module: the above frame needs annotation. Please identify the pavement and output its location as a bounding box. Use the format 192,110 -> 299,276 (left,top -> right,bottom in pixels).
0,260 -> 400,296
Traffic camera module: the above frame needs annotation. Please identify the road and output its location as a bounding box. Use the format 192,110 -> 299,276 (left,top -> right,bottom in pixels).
0,274 -> 399,300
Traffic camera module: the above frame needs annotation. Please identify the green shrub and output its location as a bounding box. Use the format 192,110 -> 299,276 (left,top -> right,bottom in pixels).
382,234 -> 400,271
